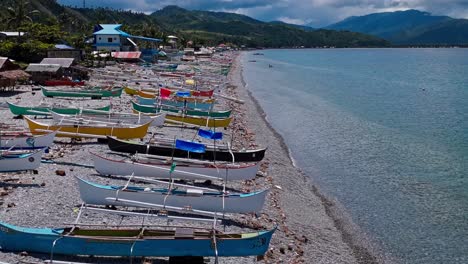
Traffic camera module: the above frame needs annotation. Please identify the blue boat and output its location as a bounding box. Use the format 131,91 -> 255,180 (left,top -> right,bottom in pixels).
0,221 -> 275,257
136,96 -> 214,111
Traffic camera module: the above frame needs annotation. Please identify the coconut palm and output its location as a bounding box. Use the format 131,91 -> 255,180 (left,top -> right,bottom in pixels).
5,0 -> 39,31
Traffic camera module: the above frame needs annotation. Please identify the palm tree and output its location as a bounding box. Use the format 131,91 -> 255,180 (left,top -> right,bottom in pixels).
5,0 -> 39,31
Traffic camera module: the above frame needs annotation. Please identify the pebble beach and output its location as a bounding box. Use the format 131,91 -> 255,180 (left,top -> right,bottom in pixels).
0,51 -> 374,263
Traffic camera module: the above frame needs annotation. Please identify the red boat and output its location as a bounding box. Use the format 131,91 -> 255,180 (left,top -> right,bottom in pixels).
44,79 -> 85,87
191,89 -> 214,97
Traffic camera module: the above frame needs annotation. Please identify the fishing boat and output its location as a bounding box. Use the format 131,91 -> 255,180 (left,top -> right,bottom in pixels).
0,221 -> 274,257
41,86 -> 123,98
0,131 -> 56,150
0,148 -> 43,172
191,89 -> 214,97
50,111 -> 166,127
7,102 -> 111,116
107,137 -> 266,162
92,152 -> 259,181
136,96 -> 214,111
132,101 -> 231,118
24,117 -> 151,139
138,90 -> 215,104
77,178 -> 267,214
125,86 -> 214,98
124,86 -> 156,95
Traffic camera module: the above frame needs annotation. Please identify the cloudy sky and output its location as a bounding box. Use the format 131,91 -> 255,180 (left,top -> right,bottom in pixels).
58,0 -> 468,27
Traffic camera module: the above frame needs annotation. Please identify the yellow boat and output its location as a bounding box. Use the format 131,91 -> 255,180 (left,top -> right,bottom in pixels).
124,86 -> 157,96
137,90 -> 216,103
124,86 -> 139,95
23,116 -> 151,139
132,109 -> 231,128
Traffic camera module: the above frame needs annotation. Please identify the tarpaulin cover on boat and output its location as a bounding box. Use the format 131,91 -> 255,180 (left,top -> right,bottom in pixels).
198,129 -> 223,140
175,139 -> 206,153
176,91 -> 191,97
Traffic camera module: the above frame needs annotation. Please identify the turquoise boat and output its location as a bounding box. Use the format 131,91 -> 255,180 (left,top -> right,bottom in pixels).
41,86 -> 123,98
7,102 -> 111,116
132,101 -> 232,118
136,96 -> 214,111
0,221 -> 275,257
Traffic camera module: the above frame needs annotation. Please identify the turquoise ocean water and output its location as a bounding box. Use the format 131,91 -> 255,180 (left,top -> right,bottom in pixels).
241,49 -> 467,263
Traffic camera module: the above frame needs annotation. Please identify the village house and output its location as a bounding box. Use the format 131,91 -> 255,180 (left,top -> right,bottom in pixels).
39,58 -> 89,81
25,64 -> 63,85
93,24 -> 161,52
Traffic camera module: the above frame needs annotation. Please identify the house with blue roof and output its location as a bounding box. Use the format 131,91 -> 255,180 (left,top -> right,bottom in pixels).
93,24 -> 161,52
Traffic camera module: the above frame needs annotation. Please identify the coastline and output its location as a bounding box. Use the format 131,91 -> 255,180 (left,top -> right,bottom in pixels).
230,51 -> 382,263
0,50 -> 384,263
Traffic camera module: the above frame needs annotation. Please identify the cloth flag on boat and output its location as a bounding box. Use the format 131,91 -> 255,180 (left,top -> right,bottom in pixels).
160,88 -> 171,98
176,91 -> 191,97
198,129 -> 223,140
175,140 -> 206,153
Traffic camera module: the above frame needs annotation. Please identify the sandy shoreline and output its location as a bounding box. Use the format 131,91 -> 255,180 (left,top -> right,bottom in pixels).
0,51 -> 379,263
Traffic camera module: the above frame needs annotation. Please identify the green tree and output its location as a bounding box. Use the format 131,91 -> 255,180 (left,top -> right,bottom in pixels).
5,0 -> 39,31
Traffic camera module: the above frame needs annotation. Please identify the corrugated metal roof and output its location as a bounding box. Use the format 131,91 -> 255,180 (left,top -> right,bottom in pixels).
111,52 -> 142,59
93,24 -> 130,37
26,64 -> 61,73
93,24 -> 161,42
40,58 -> 75,68
54,44 -> 75,50
0,32 -> 26,37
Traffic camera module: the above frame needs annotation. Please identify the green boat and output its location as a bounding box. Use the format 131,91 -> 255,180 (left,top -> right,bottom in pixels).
41,86 -> 123,98
7,102 -> 111,116
131,101 -> 232,118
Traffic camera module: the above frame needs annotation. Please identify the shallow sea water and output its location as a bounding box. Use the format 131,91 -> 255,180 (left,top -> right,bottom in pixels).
242,48 -> 468,263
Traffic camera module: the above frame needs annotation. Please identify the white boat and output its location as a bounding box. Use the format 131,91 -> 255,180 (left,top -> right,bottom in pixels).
0,148 -> 44,172
0,131 -> 56,150
92,153 -> 259,181
77,177 -> 268,214
50,111 -> 166,127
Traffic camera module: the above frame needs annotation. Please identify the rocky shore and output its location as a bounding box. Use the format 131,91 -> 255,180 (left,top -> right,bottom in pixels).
0,51 -> 374,263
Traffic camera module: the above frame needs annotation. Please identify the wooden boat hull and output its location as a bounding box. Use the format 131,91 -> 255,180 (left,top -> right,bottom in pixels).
24,117 -> 150,139
51,112 -> 166,127
0,221 -> 274,257
136,96 -> 213,111
0,132 -> 56,150
138,90 -> 215,103
0,149 -> 43,172
92,153 -> 259,181
78,178 -> 267,214
107,137 -> 266,162
132,101 -> 231,118
7,102 -> 111,116
124,86 -> 141,95
41,87 -> 123,98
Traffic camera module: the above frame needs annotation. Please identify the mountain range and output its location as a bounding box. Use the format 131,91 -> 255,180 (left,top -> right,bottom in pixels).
0,1 -> 388,48
325,10 -> 468,45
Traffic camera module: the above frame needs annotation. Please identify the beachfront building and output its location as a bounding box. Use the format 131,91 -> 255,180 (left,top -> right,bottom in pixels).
93,24 -> 161,53
39,58 -> 89,80
26,64 -> 63,85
